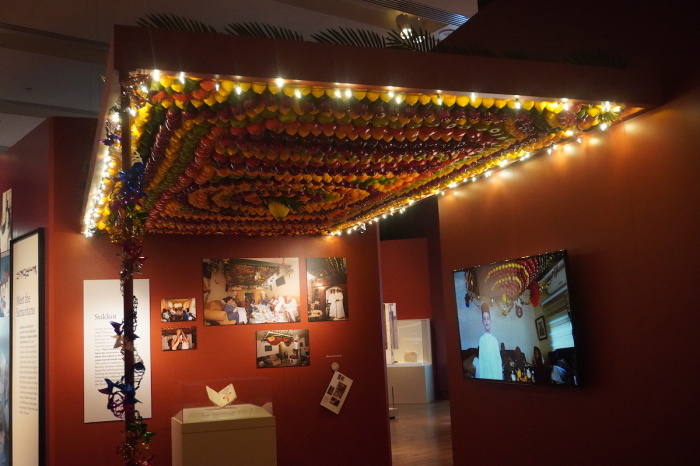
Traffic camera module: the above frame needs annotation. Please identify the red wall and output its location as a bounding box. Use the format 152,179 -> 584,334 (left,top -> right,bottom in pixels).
0,120 -> 51,237
440,84 -> 700,464
3,118 -> 392,465
379,238 -> 432,320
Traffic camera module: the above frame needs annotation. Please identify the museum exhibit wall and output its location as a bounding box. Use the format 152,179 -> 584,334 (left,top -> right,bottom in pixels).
3,118 -> 392,465
379,238 -> 432,320
439,83 -> 700,465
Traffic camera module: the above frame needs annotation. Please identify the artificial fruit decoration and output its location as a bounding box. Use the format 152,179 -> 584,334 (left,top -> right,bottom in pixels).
268,200 -> 291,220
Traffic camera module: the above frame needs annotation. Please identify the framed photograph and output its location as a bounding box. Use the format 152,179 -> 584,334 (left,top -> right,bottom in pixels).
203,258 -> 301,325
535,316 -> 547,340
256,329 -> 309,368
306,257 -> 348,321
0,189 -> 12,254
162,327 -> 197,351
160,297 -> 196,322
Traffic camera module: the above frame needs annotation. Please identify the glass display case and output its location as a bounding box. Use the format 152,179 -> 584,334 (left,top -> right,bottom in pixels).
173,377 -> 273,423
386,319 -> 434,404
171,378 -> 276,466
387,319 -> 432,365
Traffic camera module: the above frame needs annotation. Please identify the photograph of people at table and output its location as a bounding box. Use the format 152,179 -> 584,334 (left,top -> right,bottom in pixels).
202,258 -> 301,325
454,250 -> 579,386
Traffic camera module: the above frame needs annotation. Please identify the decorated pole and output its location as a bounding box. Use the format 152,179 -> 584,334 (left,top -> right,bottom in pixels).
119,71 -> 137,448
97,72 -> 154,466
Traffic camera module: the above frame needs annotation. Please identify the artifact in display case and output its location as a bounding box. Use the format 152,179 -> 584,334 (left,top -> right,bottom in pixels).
391,319 -> 432,365
172,378 -> 276,466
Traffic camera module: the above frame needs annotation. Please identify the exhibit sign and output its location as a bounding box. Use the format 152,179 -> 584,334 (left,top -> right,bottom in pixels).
83,279 -> 152,423
11,228 -> 44,465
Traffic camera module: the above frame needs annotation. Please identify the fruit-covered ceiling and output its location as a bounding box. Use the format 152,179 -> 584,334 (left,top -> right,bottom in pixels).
83,26 -> 657,239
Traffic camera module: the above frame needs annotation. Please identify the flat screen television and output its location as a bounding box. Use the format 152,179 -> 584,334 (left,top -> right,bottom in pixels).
453,249 -> 580,386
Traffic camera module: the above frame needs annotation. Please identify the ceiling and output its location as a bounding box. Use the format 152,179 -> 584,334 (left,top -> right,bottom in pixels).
2,0 -> 660,238
0,0 -> 477,152
82,21 -> 650,237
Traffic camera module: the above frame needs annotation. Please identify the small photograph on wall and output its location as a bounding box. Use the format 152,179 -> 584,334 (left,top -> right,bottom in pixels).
0,189 -> 12,254
203,258 -> 301,325
160,298 -> 197,322
306,257 -> 348,321
162,327 -> 197,351
256,329 -> 309,368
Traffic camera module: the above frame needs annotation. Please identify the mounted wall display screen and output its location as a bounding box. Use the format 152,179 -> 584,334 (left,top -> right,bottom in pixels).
453,249 -> 580,387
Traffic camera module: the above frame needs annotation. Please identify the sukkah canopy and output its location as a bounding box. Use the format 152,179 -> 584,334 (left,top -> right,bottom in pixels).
83,25 -> 659,238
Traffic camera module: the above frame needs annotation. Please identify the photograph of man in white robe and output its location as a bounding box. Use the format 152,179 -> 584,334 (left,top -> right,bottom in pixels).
475,303 -> 503,380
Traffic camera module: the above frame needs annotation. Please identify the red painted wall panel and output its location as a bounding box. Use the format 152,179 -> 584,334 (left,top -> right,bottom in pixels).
441,85 -> 700,465
379,238 -> 431,320
0,120 -> 51,237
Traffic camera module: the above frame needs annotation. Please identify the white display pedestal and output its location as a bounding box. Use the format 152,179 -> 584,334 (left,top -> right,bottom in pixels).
387,363 -> 435,404
171,404 -> 276,466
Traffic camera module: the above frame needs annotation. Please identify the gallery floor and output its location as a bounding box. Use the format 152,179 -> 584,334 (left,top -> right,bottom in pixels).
390,401 -> 453,465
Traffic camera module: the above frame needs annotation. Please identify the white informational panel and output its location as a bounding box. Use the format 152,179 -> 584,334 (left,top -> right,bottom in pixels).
11,229 -> 43,466
83,279 -> 151,423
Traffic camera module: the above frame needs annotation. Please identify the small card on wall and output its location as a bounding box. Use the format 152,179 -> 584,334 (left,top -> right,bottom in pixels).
320,371 -> 353,414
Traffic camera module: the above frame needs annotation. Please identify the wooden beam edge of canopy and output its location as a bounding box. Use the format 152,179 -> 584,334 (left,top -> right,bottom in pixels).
111,25 -> 663,108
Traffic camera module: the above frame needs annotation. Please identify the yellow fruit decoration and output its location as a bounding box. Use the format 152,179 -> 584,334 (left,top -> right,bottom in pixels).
405,94 -> 420,106
469,96 -> 482,108
442,95 -> 457,107
545,102 -> 562,113
159,76 -> 173,88
219,80 -> 236,92
366,90 -> 380,101
418,94 -> 432,105
252,82 -> 267,94
456,95 -> 469,107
